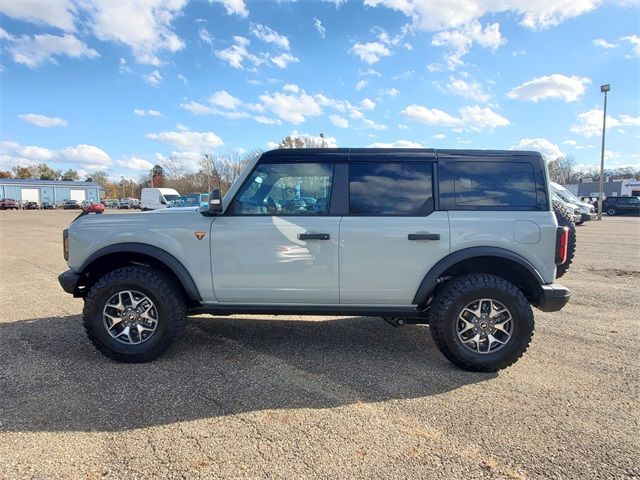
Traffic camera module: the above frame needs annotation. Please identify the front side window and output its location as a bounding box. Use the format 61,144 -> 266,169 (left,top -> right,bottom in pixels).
454,161 -> 537,208
349,162 -> 433,215
234,162 -> 333,215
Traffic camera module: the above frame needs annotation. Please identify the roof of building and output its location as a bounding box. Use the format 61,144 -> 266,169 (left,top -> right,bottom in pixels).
0,178 -> 102,187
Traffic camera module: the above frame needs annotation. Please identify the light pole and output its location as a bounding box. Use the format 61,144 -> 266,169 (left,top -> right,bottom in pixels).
598,84 -> 610,220
121,176 -> 125,199
319,132 -> 325,148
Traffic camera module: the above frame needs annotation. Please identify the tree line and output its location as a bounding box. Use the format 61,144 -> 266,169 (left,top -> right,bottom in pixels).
548,156 -> 640,185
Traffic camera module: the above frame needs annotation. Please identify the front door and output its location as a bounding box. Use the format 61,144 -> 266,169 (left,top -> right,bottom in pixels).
211,161 -> 340,304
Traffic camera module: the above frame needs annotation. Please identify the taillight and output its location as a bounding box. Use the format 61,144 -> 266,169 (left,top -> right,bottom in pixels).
555,226 -> 568,265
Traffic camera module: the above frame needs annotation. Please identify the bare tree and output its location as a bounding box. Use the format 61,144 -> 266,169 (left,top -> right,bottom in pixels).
548,156 -> 576,184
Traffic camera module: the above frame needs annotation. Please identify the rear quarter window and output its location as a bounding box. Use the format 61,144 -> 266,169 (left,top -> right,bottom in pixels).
454,161 -> 537,208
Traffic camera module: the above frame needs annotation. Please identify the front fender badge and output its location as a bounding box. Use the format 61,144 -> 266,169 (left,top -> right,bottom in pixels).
194,231 -> 206,240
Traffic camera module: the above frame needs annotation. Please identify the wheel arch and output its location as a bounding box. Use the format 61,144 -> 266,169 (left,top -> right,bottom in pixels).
77,243 -> 202,302
413,247 -> 545,307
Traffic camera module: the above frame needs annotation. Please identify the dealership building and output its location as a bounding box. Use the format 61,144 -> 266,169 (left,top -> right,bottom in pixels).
0,179 -> 103,204
565,178 -> 640,199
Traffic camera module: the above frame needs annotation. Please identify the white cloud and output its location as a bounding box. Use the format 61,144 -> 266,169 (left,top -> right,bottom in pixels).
329,115 -> 349,128
0,141 -> 113,172
507,74 -> 591,102
215,35 -> 263,69
177,74 -> 189,85
512,138 -> 564,160
392,70 -> 414,80
250,23 -> 290,50
363,118 -> 389,131
7,33 -> 99,68
254,115 -> 282,125
271,52 -> 299,69
359,68 -> 381,76
443,76 -> 490,102
378,87 -> 400,97
283,83 -> 299,93
59,144 -> 112,167
368,140 -> 423,148
143,70 -> 163,86
146,130 -> 224,150
314,18 -> 326,39
401,104 -> 510,131
0,1 -> 76,32
258,90 -> 322,124
398,123 -> 409,130
86,0 -> 186,66
18,113 -> 68,128
621,34 -> 640,57
210,0 -> 249,17
199,28 -> 214,45
571,108 -> 640,137
360,98 -> 376,110
593,38 -> 617,49
350,42 -> 391,64
563,140 -> 578,146
431,20 -> 504,69
209,90 -> 243,109
433,133 -> 446,139
363,0 -> 599,31
356,79 -> 368,91
133,109 -> 162,117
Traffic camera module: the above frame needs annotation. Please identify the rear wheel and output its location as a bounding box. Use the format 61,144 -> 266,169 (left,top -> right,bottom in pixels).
429,274 -> 534,372
606,207 -> 617,216
552,200 -> 576,278
83,266 -> 186,362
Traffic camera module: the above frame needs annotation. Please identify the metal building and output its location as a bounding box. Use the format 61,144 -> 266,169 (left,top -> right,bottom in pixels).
0,179 -> 103,205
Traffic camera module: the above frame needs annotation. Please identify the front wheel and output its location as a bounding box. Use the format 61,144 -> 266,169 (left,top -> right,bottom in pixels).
606,207 -> 617,216
83,266 -> 186,362
429,274 -> 534,372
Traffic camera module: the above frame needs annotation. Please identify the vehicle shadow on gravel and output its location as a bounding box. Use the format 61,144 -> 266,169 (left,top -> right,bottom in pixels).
0,314 -> 495,432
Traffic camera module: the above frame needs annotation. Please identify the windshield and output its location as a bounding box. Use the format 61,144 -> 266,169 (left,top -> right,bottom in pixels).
553,185 -> 582,204
163,194 -> 180,202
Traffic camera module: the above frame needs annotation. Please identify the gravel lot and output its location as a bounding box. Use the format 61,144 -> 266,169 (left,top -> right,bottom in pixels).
1,209 -> 638,479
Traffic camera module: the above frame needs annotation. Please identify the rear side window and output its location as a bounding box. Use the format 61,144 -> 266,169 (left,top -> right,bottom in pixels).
349,162 -> 433,215
454,162 -> 537,208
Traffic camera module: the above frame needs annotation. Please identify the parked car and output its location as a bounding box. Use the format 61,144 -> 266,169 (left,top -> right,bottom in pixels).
83,202 -> 105,214
603,196 -> 640,216
551,192 -> 582,224
62,200 -> 81,210
105,200 -> 120,209
24,201 -> 40,210
118,199 -> 130,209
130,199 -> 141,209
550,182 -> 596,225
59,148 -> 572,372
0,198 -> 19,210
41,202 -> 55,210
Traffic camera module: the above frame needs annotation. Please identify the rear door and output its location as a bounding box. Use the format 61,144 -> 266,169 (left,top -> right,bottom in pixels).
211,159 -> 341,304
339,156 -> 450,305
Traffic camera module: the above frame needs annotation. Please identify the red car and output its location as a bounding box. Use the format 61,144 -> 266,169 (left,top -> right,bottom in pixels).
0,198 -> 19,210
83,202 -> 105,214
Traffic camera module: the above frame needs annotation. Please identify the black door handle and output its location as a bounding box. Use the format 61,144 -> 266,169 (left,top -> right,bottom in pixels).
298,233 -> 330,240
408,233 -> 440,241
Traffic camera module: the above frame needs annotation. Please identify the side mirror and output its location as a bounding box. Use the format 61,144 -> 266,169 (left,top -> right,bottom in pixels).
201,188 -> 223,216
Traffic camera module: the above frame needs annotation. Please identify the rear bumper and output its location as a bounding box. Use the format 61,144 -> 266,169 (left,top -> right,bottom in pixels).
537,283 -> 571,312
58,270 -> 80,295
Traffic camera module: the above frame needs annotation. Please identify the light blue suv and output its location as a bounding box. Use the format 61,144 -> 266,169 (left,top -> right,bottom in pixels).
59,148 -> 571,371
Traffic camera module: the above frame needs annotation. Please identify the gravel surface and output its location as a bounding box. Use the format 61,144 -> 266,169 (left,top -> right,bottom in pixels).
1,210 -> 638,479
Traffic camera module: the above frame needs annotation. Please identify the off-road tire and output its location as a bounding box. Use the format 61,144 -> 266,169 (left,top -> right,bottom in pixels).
552,199 -> 576,278
429,274 -> 534,372
83,266 -> 186,363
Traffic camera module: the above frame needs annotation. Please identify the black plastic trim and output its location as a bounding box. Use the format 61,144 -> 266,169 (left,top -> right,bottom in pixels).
189,304 -> 421,317
408,233 -> 440,241
58,269 -> 80,294
298,233 -> 330,240
537,283 -> 571,312
412,247 -> 545,305
78,243 -> 202,301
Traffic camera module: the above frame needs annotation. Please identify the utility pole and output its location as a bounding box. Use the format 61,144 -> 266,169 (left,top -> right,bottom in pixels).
598,84 -> 610,220
121,176 -> 125,199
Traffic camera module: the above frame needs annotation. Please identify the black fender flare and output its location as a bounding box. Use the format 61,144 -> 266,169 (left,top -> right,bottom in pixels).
412,247 -> 545,305
79,242 -> 202,301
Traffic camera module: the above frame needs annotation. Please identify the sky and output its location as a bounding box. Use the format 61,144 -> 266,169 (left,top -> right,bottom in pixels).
0,0 -> 639,182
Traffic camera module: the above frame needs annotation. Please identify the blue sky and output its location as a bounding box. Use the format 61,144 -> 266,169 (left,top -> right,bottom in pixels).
1,0 -> 639,181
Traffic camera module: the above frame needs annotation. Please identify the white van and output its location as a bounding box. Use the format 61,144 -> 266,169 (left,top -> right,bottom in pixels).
141,188 -> 180,211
